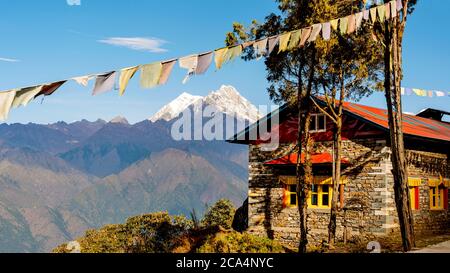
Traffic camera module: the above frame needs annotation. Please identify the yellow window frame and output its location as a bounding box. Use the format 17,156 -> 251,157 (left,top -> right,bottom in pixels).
429,186 -> 444,210
308,184 -> 333,209
409,187 -> 418,211
285,184 -> 298,208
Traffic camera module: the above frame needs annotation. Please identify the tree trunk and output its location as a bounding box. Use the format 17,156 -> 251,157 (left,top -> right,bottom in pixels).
328,117 -> 342,247
328,74 -> 345,248
296,47 -> 316,253
384,17 -> 415,252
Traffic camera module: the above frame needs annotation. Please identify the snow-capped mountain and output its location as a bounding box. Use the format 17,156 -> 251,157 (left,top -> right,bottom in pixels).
149,85 -> 262,123
150,92 -> 203,122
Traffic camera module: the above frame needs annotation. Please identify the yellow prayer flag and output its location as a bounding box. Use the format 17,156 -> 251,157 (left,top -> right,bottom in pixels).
287,30 -> 301,50
224,45 -> 243,63
214,47 -> 228,70
377,5 -> 386,22
370,8 -> 377,23
339,16 -> 348,35
278,32 -> 291,53
413,89 -> 427,97
140,62 -> 163,89
330,19 -> 339,31
119,66 -> 139,96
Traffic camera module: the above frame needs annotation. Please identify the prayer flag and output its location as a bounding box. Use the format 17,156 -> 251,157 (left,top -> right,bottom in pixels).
119,66 -> 139,96
140,63 -> 163,89
12,86 -> 42,108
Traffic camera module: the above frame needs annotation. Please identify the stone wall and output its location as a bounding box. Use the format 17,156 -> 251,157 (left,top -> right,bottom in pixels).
247,139 -> 450,248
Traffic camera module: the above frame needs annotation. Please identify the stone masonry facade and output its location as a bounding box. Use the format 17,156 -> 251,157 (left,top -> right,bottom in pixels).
247,138 -> 450,248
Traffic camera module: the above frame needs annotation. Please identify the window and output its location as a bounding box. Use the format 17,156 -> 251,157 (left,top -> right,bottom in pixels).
308,185 -> 332,209
284,185 -> 298,207
409,187 -> 419,210
310,114 -> 326,133
430,186 -> 444,210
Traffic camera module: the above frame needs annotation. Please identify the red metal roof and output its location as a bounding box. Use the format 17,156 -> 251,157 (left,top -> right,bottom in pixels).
342,101 -> 450,142
265,152 -> 350,165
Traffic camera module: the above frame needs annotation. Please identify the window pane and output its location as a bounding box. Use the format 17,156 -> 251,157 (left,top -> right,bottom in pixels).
318,115 -> 326,130
290,194 -> 297,206
312,185 -> 318,193
322,194 -> 329,207
322,185 -> 330,193
310,116 -> 317,131
311,194 -> 318,206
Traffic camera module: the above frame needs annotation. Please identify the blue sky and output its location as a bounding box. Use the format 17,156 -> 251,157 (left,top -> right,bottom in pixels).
0,0 -> 448,124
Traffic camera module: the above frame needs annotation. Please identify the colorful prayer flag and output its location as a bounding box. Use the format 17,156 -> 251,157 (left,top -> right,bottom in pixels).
287,30 -> 302,50
180,55 -> 199,84
159,59 -> 177,84
12,86 -> 43,108
93,72 -> 117,96
214,47 -> 228,70
278,32 -> 291,53
308,24 -> 322,42
195,52 -> 213,75
140,63 -> 163,89
119,66 -> 139,96
0,90 -> 16,121
322,22 -> 331,40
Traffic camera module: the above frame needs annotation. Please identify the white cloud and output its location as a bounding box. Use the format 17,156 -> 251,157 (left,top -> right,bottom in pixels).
0,57 -> 20,63
98,37 -> 168,53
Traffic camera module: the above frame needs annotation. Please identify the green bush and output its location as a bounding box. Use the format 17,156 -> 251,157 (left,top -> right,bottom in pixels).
53,212 -> 192,253
202,199 -> 235,229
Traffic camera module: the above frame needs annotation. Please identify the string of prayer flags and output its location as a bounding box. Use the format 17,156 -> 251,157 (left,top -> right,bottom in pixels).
180,55 -> 199,84
214,47 -> 228,70
0,0 -> 428,123
159,59 -> 177,85
308,24 -> 322,42
401,87 -> 450,98
278,32 -> 291,53
287,30 -> 301,50
13,86 -> 43,108
140,62 -> 163,89
0,90 -> 17,121
119,66 -> 140,96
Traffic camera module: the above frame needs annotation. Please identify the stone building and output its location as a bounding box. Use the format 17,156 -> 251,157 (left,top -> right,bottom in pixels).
228,100 -> 450,247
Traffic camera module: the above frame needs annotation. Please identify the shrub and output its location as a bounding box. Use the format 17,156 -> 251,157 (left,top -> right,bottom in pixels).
202,199 -> 235,229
